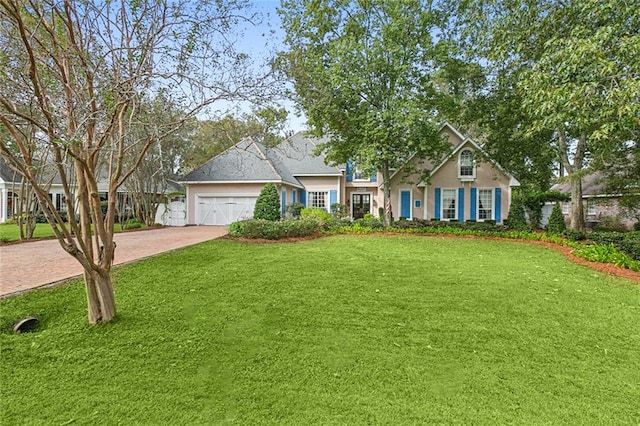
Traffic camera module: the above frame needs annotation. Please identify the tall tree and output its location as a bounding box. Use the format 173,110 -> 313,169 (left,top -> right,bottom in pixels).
183,106 -> 290,172
448,0 -> 640,230
0,0 -> 270,324
278,0 -> 451,224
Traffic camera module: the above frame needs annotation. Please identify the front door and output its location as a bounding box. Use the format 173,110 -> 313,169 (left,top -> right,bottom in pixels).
352,193 -> 371,219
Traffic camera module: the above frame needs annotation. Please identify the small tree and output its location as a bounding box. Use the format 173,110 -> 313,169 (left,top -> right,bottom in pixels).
505,192 -> 529,231
253,183 -> 281,221
546,203 -> 567,235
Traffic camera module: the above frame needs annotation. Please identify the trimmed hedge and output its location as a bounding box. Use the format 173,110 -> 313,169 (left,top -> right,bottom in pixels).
229,217 -> 322,240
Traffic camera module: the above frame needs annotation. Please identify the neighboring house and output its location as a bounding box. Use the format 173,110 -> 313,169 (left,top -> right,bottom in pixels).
182,123 -> 521,225
548,171 -> 639,229
0,156 -> 70,224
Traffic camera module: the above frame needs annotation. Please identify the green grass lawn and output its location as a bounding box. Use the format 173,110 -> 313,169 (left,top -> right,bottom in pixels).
1,235 -> 639,424
0,222 -> 144,242
0,222 -> 57,241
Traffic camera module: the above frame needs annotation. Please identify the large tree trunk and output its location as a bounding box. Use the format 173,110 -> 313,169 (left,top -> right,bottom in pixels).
569,174 -> 585,231
558,127 -> 586,231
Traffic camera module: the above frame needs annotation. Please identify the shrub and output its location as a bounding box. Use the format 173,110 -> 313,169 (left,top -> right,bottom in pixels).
563,229 -> 586,241
594,216 -> 628,232
285,202 -> 305,219
124,218 -> 143,229
635,221 -> 640,231
253,183 -> 281,221
330,203 -> 348,219
228,218 -> 321,240
546,203 -> 566,235
505,193 -> 530,231
301,207 -> 332,223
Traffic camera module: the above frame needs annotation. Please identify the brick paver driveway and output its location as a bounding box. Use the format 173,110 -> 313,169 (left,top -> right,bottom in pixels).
0,226 -> 227,297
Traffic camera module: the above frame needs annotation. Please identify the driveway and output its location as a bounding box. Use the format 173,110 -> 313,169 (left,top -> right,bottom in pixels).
0,226 -> 227,297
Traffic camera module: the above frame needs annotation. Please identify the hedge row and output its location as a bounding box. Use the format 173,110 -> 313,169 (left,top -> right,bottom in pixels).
228,217 -> 322,240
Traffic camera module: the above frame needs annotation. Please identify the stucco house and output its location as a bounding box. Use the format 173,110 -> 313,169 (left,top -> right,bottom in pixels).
181,123 -> 520,225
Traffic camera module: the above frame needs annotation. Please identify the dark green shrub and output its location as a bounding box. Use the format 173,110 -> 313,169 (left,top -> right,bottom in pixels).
546,203 -> 566,234
378,207 -> 384,219
619,237 -> 640,261
229,218 -> 321,239
285,202 -> 305,219
253,183 -> 281,221
563,229 -> 586,241
505,193 -> 530,230
124,218 -> 143,229
634,221 -> 640,231
331,203 -> 348,219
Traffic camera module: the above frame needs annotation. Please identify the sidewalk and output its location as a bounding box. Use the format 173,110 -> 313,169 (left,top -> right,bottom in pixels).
0,226 -> 227,297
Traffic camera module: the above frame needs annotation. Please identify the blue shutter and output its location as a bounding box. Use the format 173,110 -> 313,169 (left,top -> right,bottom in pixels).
281,190 -> 286,217
346,160 -> 353,182
458,188 -> 465,221
400,190 -> 411,218
434,188 -> 441,219
470,188 -> 477,221
300,190 -> 306,206
495,188 -> 502,223
329,190 -> 337,207
292,190 -> 297,203
370,173 -> 377,183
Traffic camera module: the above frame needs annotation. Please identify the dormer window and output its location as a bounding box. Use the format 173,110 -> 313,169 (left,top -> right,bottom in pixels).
459,149 -> 475,180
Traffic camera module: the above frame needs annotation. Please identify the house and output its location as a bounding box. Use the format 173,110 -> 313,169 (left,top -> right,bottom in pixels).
181,124 -> 520,225
0,156 -> 70,224
548,171 -> 639,229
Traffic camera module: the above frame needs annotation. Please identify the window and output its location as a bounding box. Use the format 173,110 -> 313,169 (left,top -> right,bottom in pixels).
442,189 -> 456,220
587,199 -> 597,215
459,149 -> 475,178
478,189 -> 493,220
353,164 -> 370,181
561,202 -> 570,214
308,191 -> 328,211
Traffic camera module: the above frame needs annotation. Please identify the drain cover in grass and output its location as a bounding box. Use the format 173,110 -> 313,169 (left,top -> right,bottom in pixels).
13,317 -> 39,333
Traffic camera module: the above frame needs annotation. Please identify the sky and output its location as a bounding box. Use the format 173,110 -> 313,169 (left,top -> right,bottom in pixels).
213,0 -> 308,132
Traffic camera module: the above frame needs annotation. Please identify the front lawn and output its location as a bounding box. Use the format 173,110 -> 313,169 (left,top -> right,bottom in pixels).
1,235 -> 639,424
0,222 -> 57,242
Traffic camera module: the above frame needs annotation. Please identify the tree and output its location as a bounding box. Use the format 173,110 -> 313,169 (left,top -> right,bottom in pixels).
253,183 -> 281,221
0,0 -> 271,324
448,0 -> 640,230
183,106 -> 290,172
278,0 -> 451,225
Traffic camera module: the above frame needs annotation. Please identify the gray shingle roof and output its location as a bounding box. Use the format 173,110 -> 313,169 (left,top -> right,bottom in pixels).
551,171 -> 607,197
182,133 -> 341,184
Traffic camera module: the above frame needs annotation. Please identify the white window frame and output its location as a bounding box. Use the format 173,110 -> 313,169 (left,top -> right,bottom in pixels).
477,188 -> 494,221
561,202 -> 570,215
307,191 -> 329,211
458,149 -> 476,180
587,199 -> 597,215
441,188 -> 457,221
353,164 -> 370,182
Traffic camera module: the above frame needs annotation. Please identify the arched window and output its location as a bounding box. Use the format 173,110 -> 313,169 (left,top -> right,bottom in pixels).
459,149 -> 475,178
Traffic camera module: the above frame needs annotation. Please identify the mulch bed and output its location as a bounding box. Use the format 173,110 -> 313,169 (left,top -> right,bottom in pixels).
225,233 -> 640,282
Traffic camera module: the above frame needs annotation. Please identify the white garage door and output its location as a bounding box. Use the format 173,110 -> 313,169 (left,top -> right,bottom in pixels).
196,196 -> 257,225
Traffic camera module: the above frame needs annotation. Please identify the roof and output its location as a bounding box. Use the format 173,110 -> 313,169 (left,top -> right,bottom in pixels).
182,132 -> 341,185
551,171 -> 607,197
0,155 -> 64,185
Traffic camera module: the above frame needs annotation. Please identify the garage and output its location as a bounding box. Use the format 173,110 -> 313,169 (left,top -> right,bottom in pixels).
196,195 -> 257,225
